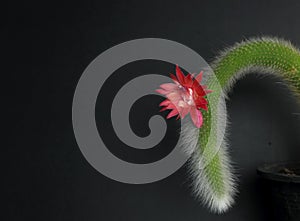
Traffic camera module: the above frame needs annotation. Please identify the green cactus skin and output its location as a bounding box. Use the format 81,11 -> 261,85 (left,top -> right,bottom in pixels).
185,37 -> 300,213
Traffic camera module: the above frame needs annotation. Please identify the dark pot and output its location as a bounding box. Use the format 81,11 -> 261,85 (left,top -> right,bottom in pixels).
257,162 -> 300,221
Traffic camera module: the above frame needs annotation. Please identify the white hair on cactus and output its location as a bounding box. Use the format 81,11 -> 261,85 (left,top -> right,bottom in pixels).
180,37 -> 300,213
180,95 -> 237,213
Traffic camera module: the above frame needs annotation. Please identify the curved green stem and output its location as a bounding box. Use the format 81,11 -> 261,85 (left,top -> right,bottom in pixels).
188,37 -> 300,213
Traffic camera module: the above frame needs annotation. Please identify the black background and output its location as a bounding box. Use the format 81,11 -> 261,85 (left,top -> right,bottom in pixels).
6,0 -> 300,220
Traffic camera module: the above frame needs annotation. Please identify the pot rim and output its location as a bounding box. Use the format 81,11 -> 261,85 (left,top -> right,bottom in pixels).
257,161 -> 300,183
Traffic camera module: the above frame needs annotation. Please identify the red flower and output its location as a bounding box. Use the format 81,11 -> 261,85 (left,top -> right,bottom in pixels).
156,65 -> 212,128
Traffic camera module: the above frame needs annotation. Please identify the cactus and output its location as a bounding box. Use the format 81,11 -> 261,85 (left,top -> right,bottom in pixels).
182,37 -> 300,213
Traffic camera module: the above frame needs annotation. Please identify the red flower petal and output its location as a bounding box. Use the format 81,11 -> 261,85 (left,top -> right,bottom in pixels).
169,73 -> 178,83
156,89 -> 169,95
159,99 -> 170,107
178,105 -> 190,119
195,71 -> 203,83
167,109 -> 179,119
190,108 -> 203,128
194,97 -> 208,110
184,73 -> 194,87
160,83 -> 178,91
166,92 -> 182,104
175,65 -> 185,85
193,81 -> 206,96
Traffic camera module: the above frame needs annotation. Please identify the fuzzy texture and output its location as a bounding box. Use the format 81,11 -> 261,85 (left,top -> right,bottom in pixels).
181,37 -> 300,213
